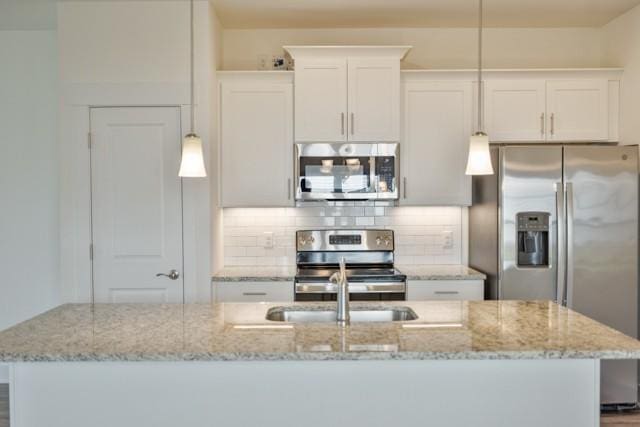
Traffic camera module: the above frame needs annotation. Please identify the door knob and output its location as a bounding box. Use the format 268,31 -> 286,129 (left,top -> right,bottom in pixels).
156,269 -> 180,280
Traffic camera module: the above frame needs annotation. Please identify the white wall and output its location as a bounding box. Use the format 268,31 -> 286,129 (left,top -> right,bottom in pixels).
603,4 -> 640,145
57,1 -> 214,302
222,27 -> 605,70
0,30 -> 59,384
210,7 -> 224,274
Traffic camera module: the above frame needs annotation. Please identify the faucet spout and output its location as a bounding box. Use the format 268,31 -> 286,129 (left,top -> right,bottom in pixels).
335,257 -> 350,326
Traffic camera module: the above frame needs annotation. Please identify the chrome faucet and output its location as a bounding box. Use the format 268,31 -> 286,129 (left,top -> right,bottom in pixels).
330,257 -> 350,326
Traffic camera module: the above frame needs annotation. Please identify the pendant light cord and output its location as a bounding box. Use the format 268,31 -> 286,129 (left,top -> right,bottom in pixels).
477,0 -> 484,134
190,0 -> 195,134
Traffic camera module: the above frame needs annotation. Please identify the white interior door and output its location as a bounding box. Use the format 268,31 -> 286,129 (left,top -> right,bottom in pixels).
546,80 -> 609,141
90,107 -> 184,303
484,80 -> 546,142
348,58 -> 400,142
294,58 -> 347,142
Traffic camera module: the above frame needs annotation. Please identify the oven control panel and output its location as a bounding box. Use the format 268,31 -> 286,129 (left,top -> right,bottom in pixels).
297,230 -> 394,251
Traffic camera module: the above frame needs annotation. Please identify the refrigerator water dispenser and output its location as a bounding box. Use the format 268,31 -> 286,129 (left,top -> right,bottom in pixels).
516,212 -> 550,268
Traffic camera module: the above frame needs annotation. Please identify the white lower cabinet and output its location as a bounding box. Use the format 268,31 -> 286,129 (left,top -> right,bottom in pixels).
215,281 -> 294,303
407,280 -> 484,301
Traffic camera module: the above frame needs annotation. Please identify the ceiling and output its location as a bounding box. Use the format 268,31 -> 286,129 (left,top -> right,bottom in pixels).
211,0 -> 640,29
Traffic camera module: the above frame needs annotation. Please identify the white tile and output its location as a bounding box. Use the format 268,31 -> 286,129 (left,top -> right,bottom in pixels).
355,216 -> 375,226
225,247 -> 247,257
334,217 -> 355,227
295,216 -> 336,227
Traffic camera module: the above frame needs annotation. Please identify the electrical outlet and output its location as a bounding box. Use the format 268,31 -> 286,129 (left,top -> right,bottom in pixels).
257,54 -> 269,70
263,231 -> 274,248
442,230 -> 454,250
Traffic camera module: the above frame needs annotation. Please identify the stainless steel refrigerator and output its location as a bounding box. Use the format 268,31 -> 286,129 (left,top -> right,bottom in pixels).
469,145 -> 639,406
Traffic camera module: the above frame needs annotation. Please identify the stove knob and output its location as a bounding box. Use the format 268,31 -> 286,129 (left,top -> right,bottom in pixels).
299,237 -> 307,246
376,237 -> 382,246
309,236 -> 315,243
384,237 -> 391,246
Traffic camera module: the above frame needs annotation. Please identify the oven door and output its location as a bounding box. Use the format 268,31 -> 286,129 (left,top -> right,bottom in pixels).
295,143 -> 398,200
294,281 -> 406,301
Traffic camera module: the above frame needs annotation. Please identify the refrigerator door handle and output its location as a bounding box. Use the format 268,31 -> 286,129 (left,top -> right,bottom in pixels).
555,182 -> 567,306
565,182 -> 575,308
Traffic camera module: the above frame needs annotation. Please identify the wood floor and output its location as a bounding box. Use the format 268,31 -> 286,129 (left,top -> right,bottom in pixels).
0,382 -> 638,427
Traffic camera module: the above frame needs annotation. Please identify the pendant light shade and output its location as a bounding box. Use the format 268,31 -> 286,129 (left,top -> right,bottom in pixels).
465,132 -> 493,175
179,133 -> 207,177
465,0 -> 494,176
178,0 -> 207,178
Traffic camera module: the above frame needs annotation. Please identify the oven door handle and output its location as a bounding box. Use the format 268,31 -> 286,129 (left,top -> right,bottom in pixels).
295,282 -> 406,294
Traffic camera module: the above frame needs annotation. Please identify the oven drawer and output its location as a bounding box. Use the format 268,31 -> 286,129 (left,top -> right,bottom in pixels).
214,281 -> 294,303
406,280 -> 484,301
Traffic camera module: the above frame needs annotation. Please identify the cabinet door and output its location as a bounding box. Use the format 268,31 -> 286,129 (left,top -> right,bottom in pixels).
484,80 -> 546,142
294,58 -> 348,142
348,58 -> 400,141
401,82 -> 472,206
220,82 -> 293,207
215,281 -> 294,303
546,80 -> 609,141
407,280 -> 484,301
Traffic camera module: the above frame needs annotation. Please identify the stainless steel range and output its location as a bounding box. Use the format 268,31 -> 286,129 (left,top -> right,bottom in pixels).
295,229 -> 406,301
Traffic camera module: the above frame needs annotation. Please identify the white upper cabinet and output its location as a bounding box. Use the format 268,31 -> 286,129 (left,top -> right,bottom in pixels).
294,58 -> 348,142
401,81 -> 473,206
348,58 -> 400,141
484,77 -> 611,143
286,46 -> 411,143
220,80 -> 294,207
546,80 -> 609,142
485,80 -> 546,142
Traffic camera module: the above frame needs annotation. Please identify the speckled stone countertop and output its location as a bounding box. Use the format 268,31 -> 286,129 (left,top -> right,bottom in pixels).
212,265 -> 485,282
1,301 -> 640,362
395,265 -> 486,280
212,266 -> 296,282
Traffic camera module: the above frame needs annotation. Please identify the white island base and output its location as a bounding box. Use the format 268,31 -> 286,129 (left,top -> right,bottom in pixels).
9,359 -> 599,427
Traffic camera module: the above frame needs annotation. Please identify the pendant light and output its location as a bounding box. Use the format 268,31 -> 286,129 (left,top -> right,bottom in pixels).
465,0 -> 494,176
178,0 -> 207,178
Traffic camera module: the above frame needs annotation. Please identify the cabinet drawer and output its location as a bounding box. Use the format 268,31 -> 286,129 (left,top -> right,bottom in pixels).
407,280 -> 484,301
214,281 -> 294,303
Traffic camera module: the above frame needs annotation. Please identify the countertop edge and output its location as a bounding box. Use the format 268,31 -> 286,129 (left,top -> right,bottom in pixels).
2,350 -> 639,363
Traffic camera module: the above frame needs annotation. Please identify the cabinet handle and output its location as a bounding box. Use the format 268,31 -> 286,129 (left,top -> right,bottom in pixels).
540,113 -> 545,137
288,178 -> 292,200
434,291 -> 459,295
341,113 -> 345,135
242,292 -> 267,296
351,113 -> 355,135
550,113 -> 555,136
403,177 -> 407,199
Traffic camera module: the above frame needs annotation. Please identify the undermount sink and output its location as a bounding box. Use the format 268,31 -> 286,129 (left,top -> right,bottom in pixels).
265,306 -> 419,323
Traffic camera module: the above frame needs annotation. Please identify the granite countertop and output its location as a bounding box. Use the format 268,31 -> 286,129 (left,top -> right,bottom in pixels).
212,265 -> 485,282
212,266 -> 296,282
1,301 -> 640,362
395,265 -> 486,280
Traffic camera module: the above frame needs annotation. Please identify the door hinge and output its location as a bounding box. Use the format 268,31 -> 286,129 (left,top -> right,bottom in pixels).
88,132 -> 92,149
89,243 -> 94,260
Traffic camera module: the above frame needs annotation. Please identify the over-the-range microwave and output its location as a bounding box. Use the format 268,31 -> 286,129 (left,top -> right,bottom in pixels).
294,143 -> 399,201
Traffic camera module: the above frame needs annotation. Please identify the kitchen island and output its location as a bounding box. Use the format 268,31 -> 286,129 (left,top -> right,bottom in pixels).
1,301 -> 639,427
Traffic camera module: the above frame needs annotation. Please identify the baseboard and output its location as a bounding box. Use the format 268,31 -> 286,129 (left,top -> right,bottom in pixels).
0,365 -> 8,383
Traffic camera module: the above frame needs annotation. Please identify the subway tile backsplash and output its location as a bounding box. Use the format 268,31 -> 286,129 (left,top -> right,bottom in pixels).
222,202 -> 463,267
